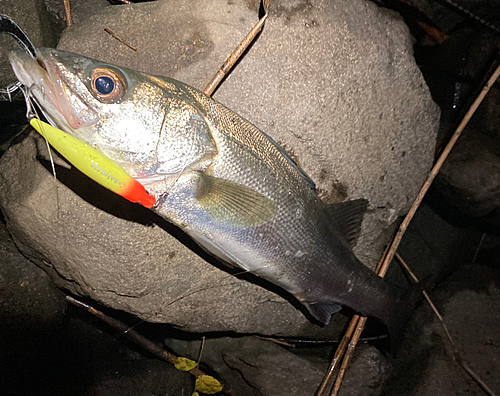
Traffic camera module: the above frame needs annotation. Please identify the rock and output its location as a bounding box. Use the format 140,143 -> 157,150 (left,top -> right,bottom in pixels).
0,0 -> 439,334
433,85 -> 500,228
165,336 -> 390,396
44,0 -> 110,31
383,264 -> 500,395
0,0 -> 57,99
435,133 -> 500,220
0,215 -> 65,327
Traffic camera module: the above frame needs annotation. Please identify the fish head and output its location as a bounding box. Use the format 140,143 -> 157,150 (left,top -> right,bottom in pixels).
9,48 -> 215,192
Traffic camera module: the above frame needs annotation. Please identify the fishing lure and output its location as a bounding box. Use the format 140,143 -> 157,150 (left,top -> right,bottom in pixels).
0,14 -> 156,209
30,119 -> 156,208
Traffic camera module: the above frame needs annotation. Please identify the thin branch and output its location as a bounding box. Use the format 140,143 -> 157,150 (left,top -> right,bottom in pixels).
315,315 -> 359,395
472,232 -> 486,264
114,0 -> 133,4
104,28 -> 138,51
63,0 -> 73,27
395,253 -> 496,396
318,56 -> 500,396
331,316 -> 367,396
204,13 -> 268,96
65,295 -> 208,380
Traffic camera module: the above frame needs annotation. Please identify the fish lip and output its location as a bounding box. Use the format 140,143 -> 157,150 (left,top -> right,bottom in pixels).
9,48 -> 96,132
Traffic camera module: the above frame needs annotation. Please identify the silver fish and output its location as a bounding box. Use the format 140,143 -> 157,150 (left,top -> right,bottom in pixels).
10,48 -> 421,341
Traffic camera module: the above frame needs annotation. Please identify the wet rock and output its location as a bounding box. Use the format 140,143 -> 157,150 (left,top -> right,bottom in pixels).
165,336 -> 390,396
0,0 -> 439,334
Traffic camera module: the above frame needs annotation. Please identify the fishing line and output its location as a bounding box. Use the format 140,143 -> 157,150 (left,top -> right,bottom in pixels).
1,12 -> 64,228
0,14 -> 36,99
20,85 -> 59,181
1,13 -> 59,183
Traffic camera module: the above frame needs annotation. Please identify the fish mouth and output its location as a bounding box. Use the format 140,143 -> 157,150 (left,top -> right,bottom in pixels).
9,48 -> 98,133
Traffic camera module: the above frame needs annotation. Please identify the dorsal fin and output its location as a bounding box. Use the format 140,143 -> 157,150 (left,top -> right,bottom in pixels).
326,199 -> 368,248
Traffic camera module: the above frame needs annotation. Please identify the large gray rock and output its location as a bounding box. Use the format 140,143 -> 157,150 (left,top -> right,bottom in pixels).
0,0 -> 439,335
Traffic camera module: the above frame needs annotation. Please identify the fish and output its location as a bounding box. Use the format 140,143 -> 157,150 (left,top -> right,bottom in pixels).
10,48 -> 422,343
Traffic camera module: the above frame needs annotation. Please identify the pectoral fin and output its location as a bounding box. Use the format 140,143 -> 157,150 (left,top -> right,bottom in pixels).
195,172 -> 277,227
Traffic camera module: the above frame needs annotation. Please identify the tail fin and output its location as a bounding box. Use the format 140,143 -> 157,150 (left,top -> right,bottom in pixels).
385,277 -> 432,351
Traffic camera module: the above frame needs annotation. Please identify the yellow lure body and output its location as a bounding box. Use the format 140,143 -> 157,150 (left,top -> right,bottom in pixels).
30,118 -> 156,208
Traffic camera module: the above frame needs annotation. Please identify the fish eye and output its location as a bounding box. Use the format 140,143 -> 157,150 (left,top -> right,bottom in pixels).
90,67 -> 126,103
95,76 -> 114,95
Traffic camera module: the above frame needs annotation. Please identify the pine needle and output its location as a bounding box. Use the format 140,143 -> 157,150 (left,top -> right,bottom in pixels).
104,28 -> 138,51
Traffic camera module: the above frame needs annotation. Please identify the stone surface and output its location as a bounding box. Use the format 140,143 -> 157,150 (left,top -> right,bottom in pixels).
433,85 -> 500,228
44,0 -> 110,30
0,0 -> 439,334
165,336 -> 390,396
383,264 -> 500,395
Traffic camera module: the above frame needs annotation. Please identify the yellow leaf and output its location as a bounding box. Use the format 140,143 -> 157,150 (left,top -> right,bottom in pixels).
174,357 -> 198,371
195,375 -> 223,394
192,393 -> 199,396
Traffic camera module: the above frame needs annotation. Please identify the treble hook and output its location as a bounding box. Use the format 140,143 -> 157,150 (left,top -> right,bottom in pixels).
0,14 -> 36,99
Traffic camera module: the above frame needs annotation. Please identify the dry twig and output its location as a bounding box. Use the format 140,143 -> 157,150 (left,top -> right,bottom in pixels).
65,296 -> 211,381
104,28 -> 138,51
317,57 -> 500,396
63,0 -> 73,27
204,4 -> 269,96
315,315 -> 360,395
395,253 -> 497,396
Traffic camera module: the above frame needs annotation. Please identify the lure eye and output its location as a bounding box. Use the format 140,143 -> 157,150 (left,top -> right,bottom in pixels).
90,67 -> 126,103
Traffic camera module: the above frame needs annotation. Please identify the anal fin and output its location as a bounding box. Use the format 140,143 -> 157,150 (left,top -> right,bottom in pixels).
304,302 -> 342,325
